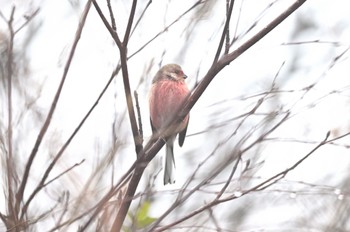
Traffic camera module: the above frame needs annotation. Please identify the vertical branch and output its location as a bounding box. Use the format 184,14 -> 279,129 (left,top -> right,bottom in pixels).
225,0 -> 231,54
106,0 -> 116,30
134,90 -> 144,143
95,0 -> 141,154
212,0 -> 235,64
130,0 -> 153,37
94,1 -> 143,229
93,1 -> 122,47
119,47 -> 142,155
5,6 -> 17,224
123,0 -> 137,45
119,0 -> 141,156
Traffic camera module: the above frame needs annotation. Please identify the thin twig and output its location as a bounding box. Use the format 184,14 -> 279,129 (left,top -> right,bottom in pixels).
215,152 -> 241,200
224,0 -> 231,54
94,0 -> 142,156
123,0 -> 137,45
92,1 -> 122,47
14,8 -> 40,35
5,5 -> 16,227
130,0 -> 153,37
55,191 -> 70,229
134,90 -> 144,143
213,0 -> 235,64
41,159 -> 85,188
120,48 -> 142,155
106,0 -> 116,30
207,206 -> 222,232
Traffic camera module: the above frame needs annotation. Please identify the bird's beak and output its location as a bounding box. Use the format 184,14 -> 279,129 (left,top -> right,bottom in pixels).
183,74 -> 188,79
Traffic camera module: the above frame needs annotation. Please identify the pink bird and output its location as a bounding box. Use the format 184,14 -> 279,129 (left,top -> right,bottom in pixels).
149,64 -> 190,184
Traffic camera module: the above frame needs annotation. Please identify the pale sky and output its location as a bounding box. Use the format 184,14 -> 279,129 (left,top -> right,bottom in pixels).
1,0 -> 350,231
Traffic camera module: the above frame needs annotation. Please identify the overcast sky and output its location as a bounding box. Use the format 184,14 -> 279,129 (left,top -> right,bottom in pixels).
1,0 -> 350,231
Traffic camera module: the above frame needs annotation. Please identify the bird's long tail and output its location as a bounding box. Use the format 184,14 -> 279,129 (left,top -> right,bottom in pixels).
164,141 -> 176,185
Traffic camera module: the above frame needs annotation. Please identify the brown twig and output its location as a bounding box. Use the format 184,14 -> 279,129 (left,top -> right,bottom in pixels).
134,90 -> 144,142
14,8 -> 40,35
120,48 -> 142,155
92,1 -> 122,47
5,6 -> 17,229
213,0 -> 235,64
123,0 -> 137,45
224,0 -> 232,54
41,159 -> 85,189
93,0 -> 142,156
130,0 -> 153,37
106,0 -> 116,31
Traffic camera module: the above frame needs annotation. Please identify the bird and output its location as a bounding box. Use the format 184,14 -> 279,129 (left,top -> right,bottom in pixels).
149,64 -> 190,185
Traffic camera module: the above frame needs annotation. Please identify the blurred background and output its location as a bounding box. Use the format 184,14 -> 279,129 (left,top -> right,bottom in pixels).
1,0 -> 350,231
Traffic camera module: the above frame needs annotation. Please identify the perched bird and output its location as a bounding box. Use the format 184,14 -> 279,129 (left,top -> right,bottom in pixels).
149,64 -> 190,184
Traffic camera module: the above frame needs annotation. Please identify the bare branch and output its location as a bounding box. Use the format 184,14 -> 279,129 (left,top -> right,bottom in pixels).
134,90 -> 144,143
224,0 -> 232,54
4,6 -> 16,229
14,8 -> 40,35
92,1 -> 122,47
130,0 -> 153,37
106,0 -> 116,31
213,0 -> 235,64
41,159 -> 85,189
123,0 -> 137,45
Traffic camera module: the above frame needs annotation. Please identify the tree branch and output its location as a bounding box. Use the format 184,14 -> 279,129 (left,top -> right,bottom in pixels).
5,6 -> 16,227
213,0 -> 235,64
123,0 -> 137,45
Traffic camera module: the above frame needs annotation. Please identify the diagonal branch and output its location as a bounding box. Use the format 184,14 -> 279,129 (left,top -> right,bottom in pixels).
92,1 -> 122,47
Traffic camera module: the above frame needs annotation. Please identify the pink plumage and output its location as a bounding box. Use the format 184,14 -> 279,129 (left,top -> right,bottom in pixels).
149,64 -> 190,184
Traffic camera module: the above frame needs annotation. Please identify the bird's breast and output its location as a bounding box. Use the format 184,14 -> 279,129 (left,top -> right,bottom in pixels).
149,80 -> 190,131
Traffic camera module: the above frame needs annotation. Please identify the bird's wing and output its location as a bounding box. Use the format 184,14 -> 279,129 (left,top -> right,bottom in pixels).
150,118 -> 156,134
178,116 -> 189,147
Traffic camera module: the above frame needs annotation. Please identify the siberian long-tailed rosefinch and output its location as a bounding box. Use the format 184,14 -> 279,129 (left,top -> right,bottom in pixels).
149,64 -> 190,185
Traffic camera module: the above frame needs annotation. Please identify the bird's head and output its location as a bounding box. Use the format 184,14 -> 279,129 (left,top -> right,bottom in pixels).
153,64 -> 187,83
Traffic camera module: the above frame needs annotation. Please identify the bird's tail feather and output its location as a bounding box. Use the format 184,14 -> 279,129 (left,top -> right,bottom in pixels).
164,143 -> 176,185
